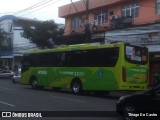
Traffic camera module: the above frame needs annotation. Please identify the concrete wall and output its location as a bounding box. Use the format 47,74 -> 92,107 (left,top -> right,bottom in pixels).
134,0 -> 160,25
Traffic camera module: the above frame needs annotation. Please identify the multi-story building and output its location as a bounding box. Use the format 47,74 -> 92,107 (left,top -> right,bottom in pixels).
0,15 -> 65,70
59,0 -> 160,86
0,15 -> 42,69
59,0 -> 160,34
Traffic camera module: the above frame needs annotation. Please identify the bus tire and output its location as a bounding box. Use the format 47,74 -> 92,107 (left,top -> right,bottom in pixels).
71,79 -> 82,95
31,77 -> 38,89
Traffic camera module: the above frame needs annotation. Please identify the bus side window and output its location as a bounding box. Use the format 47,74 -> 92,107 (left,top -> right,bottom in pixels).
65,52 -> 77,67
22,55 -> 30,66
29,54 -> 35,67
64,51 -> 84,67
59,53 -> 66,66
31,54 -> 43,67
22,55 -> 30,72
85,48 -> 119,67
22,54 -> 36,72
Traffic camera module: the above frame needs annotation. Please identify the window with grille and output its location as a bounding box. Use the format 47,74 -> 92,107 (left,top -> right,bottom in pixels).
122,3 -> 139,19
71,16 -> 82,30
94,10 -> 108,24
156,0 -> 160,14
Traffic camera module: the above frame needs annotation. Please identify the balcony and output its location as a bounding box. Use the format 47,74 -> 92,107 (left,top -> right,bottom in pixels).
59,0 -> 122,18
110,16 -> 132,29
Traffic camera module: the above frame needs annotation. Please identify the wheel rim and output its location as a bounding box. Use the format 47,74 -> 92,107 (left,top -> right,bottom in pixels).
73,83 -> 81,93
32,79 -> 37,89
124,105 -> 136,120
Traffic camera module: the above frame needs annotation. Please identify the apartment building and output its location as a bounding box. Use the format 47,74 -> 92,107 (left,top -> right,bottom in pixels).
59,0 -> 160,86
59,0 -> 160,34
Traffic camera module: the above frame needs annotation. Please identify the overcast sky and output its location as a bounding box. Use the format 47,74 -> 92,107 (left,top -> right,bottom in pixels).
0,0 -> 80,23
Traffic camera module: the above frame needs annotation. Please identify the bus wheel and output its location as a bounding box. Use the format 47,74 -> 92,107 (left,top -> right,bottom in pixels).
71,79 -> 82,95
31,78 -> 38,89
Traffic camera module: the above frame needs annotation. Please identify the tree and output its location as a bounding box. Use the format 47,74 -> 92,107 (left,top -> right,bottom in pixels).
21,20 -> 62,49
58,28 -> 64,36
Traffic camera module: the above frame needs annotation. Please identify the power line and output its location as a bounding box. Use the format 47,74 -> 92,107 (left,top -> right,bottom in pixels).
0,0 -> 51,16
70,0 -> 80,13
82,0 -> 86,8
13,0 -> 56,15
0,11 -> 18,15
70,0 -> 85,25
18,0 -> 60,17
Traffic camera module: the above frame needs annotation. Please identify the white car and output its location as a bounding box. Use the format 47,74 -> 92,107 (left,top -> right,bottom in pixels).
0,70 -> 14,79
12,69 -> 21,83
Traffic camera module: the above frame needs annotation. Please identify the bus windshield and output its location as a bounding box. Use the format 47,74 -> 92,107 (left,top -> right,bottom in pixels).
125,45 -> 148,65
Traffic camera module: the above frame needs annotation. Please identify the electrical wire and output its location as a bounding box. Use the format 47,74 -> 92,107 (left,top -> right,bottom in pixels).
18,0 -> 60,17
0,0 -> 59,17
0,11 -> 18,16
13,0 -> 49,15
1,0 -> 158,33
70,0 -> 86,26
82,0 -> 86,9
70,0 -> 79,13
13,0 -> 57,16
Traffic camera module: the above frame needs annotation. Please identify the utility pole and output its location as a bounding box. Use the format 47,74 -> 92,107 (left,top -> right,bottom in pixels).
84,0 -> 91,40
86,0 -> 89,21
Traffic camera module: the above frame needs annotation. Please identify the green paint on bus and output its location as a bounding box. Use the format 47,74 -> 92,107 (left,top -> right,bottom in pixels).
21,42 -> 149,94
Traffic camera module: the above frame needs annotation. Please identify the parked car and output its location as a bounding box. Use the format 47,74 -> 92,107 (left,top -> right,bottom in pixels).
0,70 -> 14,79
12,69 -> 21,83
116,84 -> 160,120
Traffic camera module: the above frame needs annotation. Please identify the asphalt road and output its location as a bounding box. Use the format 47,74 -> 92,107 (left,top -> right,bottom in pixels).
0,79 -> 123,120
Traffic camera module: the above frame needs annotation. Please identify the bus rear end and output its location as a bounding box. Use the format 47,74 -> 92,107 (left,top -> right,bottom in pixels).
122,44 -> 148,90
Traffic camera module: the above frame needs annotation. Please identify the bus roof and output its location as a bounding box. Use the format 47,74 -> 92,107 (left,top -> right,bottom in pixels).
25,42 -> 125,54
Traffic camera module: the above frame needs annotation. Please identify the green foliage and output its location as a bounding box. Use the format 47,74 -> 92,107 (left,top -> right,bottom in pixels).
21,20 -> 63,49
58,28 -> 64,36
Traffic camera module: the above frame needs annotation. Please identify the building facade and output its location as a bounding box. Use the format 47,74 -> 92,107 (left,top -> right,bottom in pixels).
59,0 -> 160,87
59,0 -> 160,35
0,15 -> 41,69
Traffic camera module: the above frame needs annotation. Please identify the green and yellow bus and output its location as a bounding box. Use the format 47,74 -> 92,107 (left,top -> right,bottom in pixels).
21,42 -> 149,94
